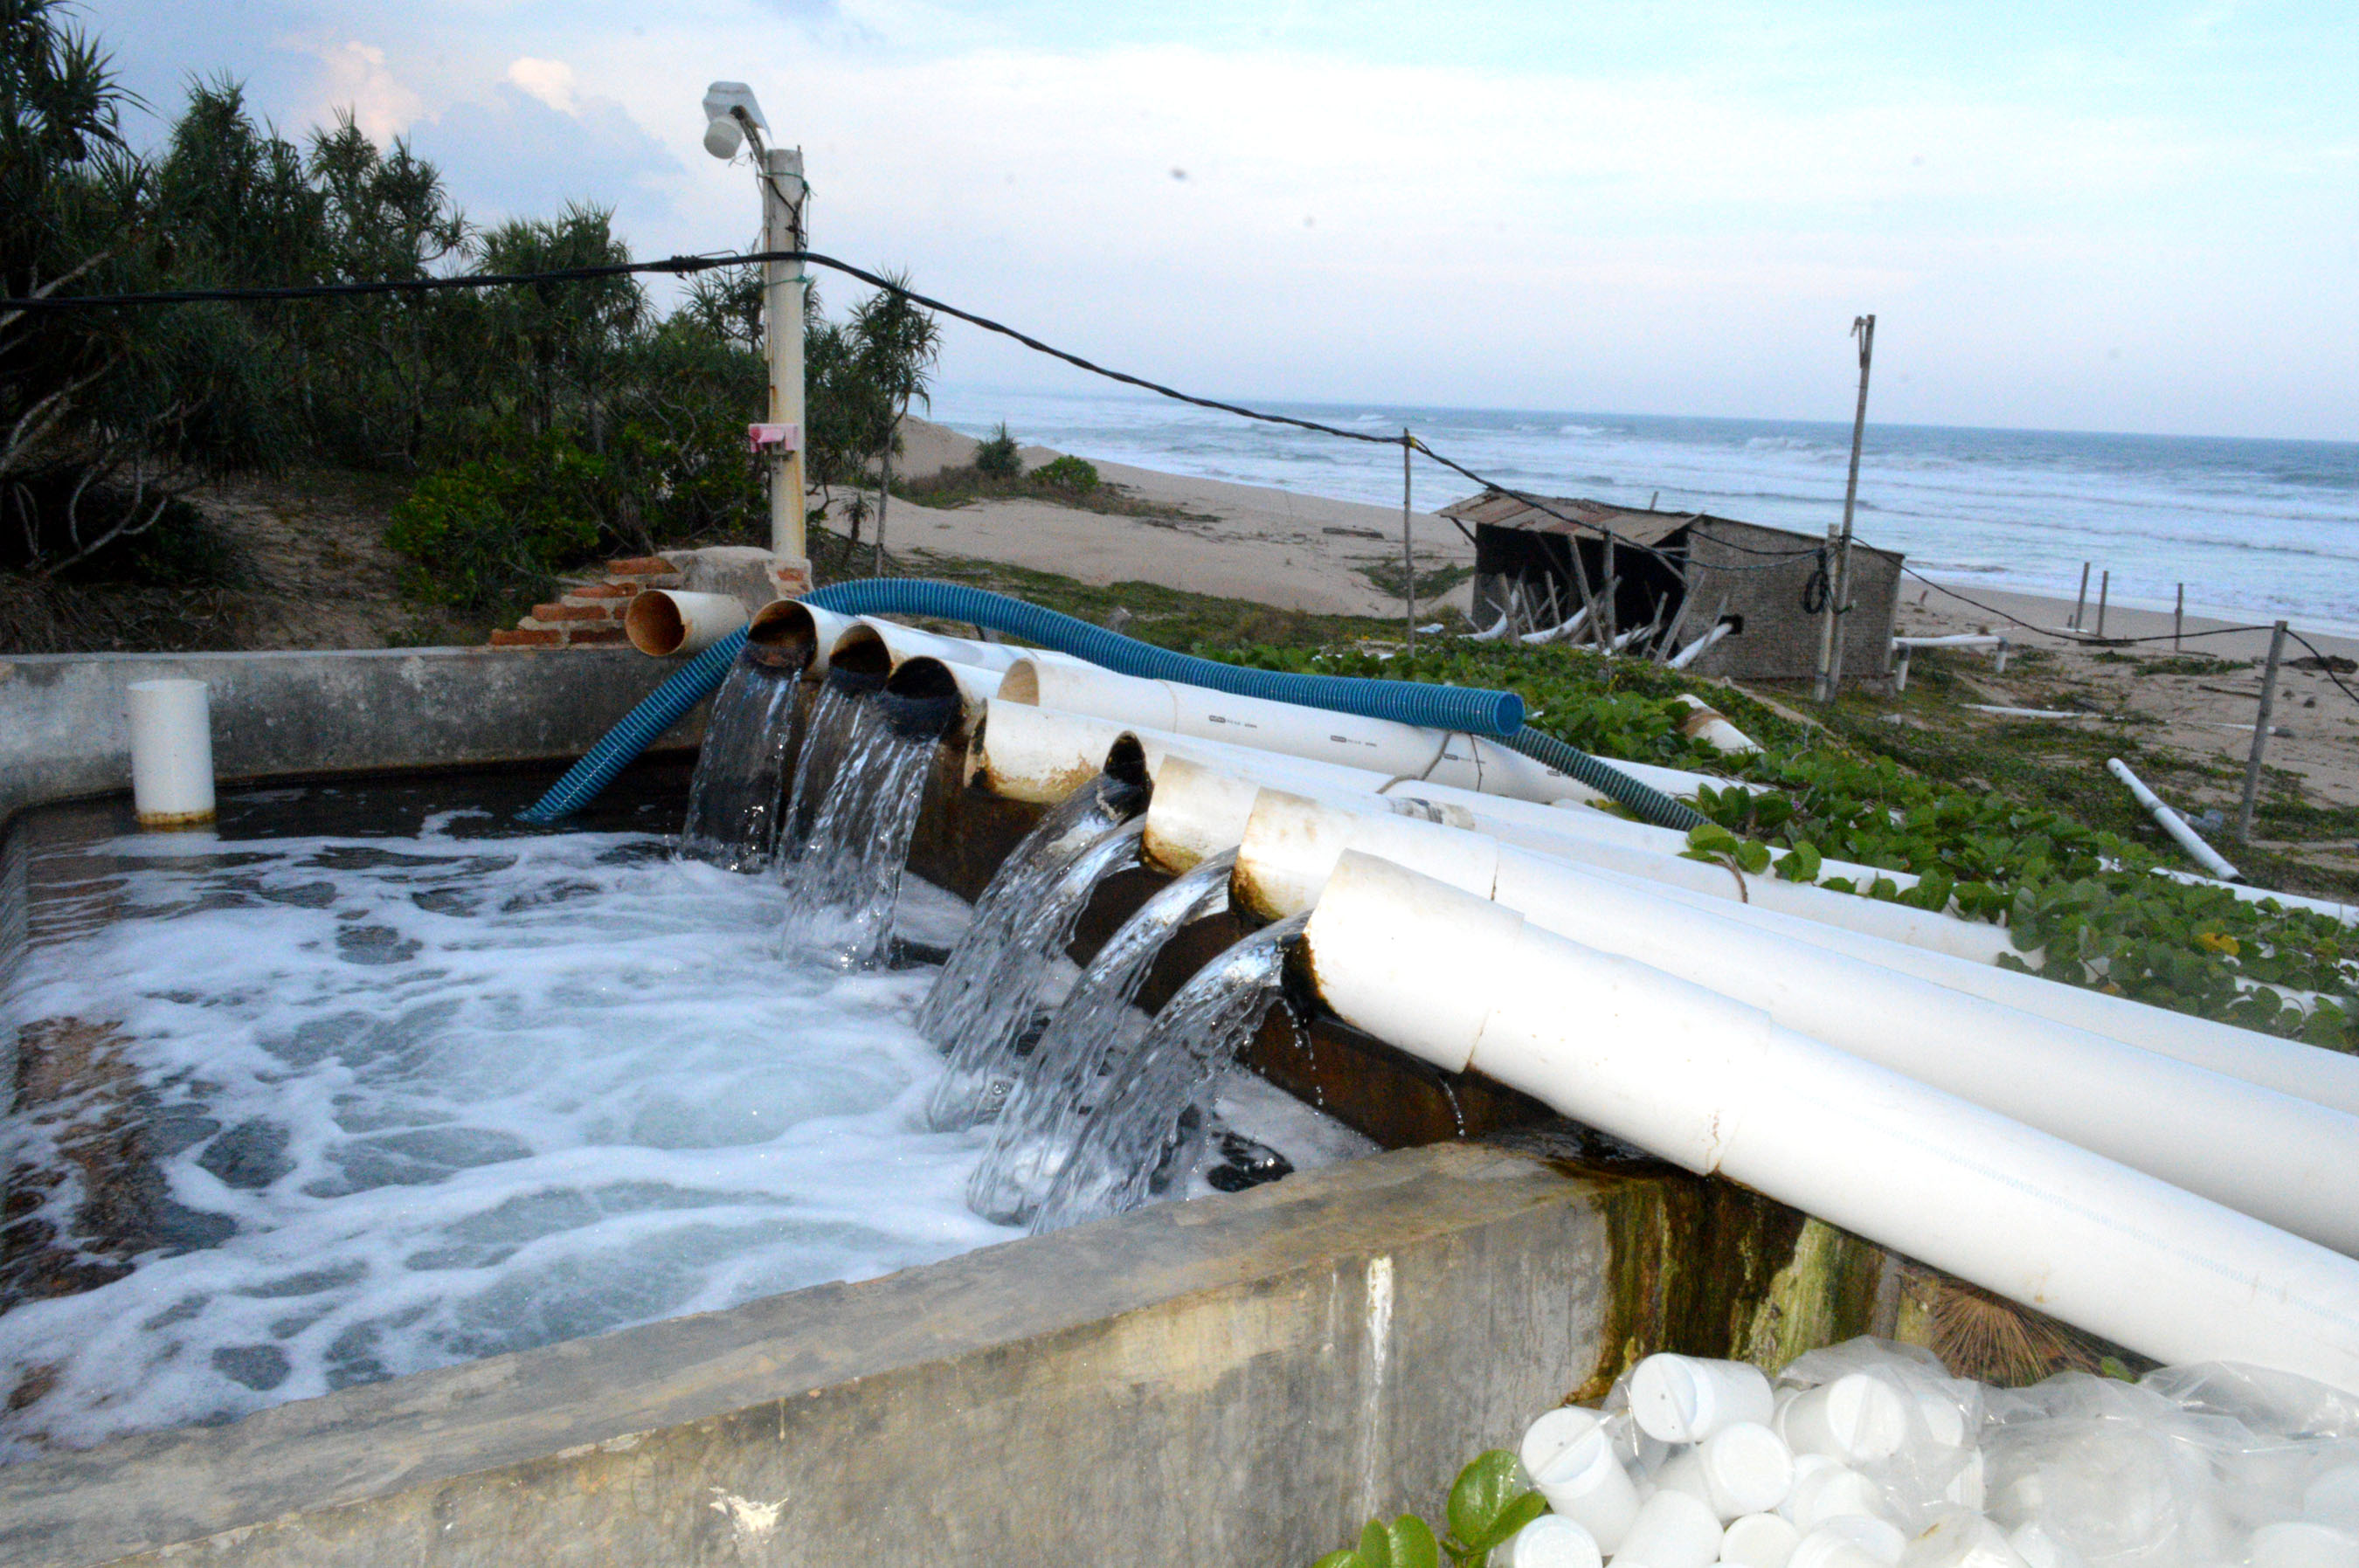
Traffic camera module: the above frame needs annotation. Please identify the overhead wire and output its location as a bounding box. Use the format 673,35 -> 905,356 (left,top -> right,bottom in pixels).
11,248 -> 2350,689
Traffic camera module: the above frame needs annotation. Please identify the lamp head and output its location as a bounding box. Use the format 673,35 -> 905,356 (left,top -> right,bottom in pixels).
701,81 -> 767,161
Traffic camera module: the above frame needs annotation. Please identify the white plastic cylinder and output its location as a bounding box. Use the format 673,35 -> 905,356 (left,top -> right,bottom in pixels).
1898,1514 -> 2026,1568
1695,1424 -> 1798,1517
1615,1489 -> 1726,1568
1676,694 -> 1762,755
1530,1428 -> 1643,1554
1631,1354 -> 1778,1444
127,678 -> 215,827
1299,852 -> 2359,1392
1774,1375 -> 1911,1467
1507,1516 -> 1604,1568
882,654 -> 1003,736
2251,1522 -> 2359,1568
1788,1527 -> 1897,1568
1520,1406 -> 1605,1480
1724,1513 -> 1803,1568
623,589 -> 750,657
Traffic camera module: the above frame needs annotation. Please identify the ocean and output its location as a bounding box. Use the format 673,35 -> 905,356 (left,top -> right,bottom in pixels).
925,387 -> 2359,637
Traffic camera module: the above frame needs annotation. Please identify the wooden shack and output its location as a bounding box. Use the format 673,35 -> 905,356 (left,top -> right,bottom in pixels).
1438,490 -> 1904,687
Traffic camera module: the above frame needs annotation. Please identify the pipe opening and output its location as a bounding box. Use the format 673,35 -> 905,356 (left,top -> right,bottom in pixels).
828,625 -> 894,680
883,655 -> 961,704
1103,733 -> 1151,793
744,602 -> 812,658
998,659 -> 1043,705
876,687 -> 962,741
624,591 -> 687,656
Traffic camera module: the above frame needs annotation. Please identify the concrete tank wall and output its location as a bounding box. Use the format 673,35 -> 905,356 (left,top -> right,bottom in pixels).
0,646 -> 701,828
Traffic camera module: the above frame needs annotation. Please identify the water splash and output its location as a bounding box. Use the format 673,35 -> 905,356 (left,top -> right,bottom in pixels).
777,680 -> 863,862
1029,914 -> 1309,1233
967,851 -> 1237,1224
678,651 -> 804,871
915,772 -> 1146,1046
776,691 -> 946,971
923,816 -> 1146,1131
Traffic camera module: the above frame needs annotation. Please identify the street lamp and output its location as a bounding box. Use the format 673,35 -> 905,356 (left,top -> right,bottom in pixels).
702,80 -> 809,585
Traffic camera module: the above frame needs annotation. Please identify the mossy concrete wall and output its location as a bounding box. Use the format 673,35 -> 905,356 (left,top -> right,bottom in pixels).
0,646 -> 700,827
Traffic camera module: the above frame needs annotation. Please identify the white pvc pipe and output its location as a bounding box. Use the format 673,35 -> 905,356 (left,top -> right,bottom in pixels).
999,655 -> 1610,808
1521,607 -> 1591,646
747,600 -> 858,675
623,590 -> 749,657
1147,746 -> 2356,1113
1222,789 -> 2359,1254
1673,694 -> 1761,756
2147,866 -> 2358,927
126,678 -> 215,828
2108,757 -> 2241,882
1667,621 -> 1731,670
1300,851 -> 2359,1392
834,617 -> 1020,673
884,654 -> 1004,736
969,698 -> 1397,811
990,701 -> 2011,965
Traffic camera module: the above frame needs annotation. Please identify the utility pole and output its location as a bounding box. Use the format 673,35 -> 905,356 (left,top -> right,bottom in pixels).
763,146 -> 808,570
702,84 -> 810,597
1815,314 -> 1875,702
2236,620 -> 2290,843
1401,432 -> 1416,655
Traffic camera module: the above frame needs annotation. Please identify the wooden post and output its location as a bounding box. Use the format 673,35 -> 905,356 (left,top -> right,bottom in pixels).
2236,620 -> 2290,843
1400,432 -> 1417,654
2175,584 -> 2184,651
1600,533 -> 1620,649
1816,314 -> 1875,702
2072,563 -> 2091,631
2096,570 -> 2109,640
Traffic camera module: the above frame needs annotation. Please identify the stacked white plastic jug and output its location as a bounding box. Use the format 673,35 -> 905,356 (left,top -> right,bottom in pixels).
1503,1339 -> 2359,1568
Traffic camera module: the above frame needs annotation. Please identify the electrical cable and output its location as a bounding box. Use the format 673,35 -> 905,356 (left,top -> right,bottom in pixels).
2286,631 -> 2359,711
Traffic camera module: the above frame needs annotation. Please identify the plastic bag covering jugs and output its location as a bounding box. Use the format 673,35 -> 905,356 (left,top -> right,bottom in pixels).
1493,1340 -> 2359,1568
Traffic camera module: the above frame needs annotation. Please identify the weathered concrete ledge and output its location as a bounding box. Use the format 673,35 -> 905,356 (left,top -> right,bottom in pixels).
0,1142 -> 1617,1567
0,646 -> 700,827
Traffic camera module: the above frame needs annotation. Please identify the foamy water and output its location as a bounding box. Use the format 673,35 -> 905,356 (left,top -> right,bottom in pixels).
930,387 -> 2359,634
0,806 -> 1007,1456
0,783 -> 1368,1456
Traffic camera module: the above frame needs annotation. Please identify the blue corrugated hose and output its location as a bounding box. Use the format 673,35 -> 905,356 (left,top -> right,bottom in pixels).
520,578 -> 1703,830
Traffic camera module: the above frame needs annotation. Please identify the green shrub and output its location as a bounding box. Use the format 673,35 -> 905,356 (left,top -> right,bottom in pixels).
1033,453 -> 1100,493
973,423 -> 1021,479
385,447 -> 599,611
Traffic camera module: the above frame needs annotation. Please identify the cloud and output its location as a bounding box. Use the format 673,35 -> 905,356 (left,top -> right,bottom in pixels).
504,57 -> 578,117
308,38 -> 425,139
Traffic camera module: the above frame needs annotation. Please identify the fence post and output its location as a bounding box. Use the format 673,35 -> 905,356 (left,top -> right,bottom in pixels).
2236,619 -> 2291,843
2096,570 -> 2110,640
1401,431 -> 1415,655
2072,563 -> 2091,630
1816,314 -> 1875,702
2175,584 -> 2184,652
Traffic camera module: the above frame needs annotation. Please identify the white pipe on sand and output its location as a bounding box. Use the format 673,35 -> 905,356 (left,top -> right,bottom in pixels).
1228,787 -> 2359,1254
126,678 -> 215,828
1673,694 -> 1761,756
1299,851 -> 2359,1391
2108,757 -> 2241,882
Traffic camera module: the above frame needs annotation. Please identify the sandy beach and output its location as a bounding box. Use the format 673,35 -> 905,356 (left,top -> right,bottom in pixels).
859,415 -> 2357,867
849,418 -> 1476,619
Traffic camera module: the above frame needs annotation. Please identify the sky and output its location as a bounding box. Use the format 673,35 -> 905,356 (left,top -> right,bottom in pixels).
78,1 -> 2359,441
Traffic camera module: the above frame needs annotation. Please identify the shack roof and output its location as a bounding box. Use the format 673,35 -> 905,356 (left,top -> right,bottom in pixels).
1438,489 -> 1900,563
